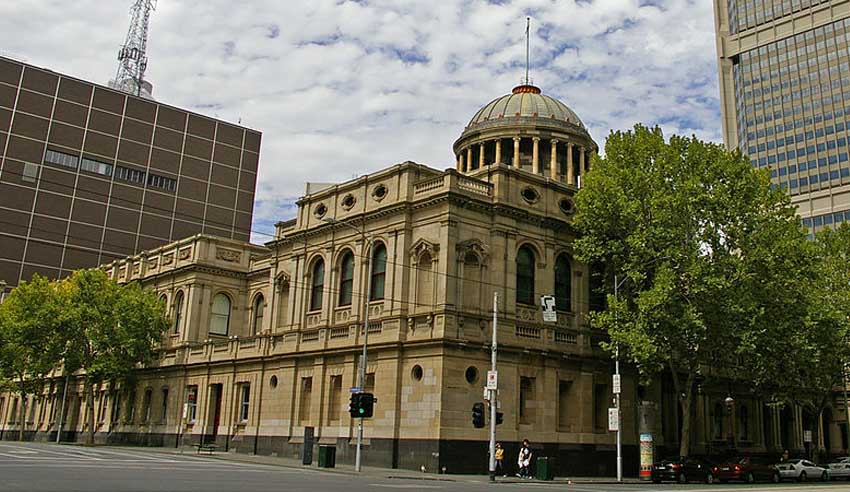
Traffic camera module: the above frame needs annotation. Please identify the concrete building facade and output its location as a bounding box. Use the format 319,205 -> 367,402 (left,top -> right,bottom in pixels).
0,56 -> 260,290
714,0 -> 850,234
0,83 -> 839,475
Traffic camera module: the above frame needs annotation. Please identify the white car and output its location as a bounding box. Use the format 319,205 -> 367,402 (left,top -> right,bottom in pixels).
776,459 -> 829,482
827,457 -> 850,480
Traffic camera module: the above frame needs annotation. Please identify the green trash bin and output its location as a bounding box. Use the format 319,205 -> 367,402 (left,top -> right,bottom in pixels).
535,456 -> 555,480
318,445 -> 336,468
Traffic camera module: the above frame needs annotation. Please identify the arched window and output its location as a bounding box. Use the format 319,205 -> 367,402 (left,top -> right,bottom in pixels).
516,245 -> 535,305
370,243 -> 387,301
310,258 -> 324,311
338,251 -> 354,306
210,293 -> 231,336
173,291 -> 184,334
252,294 -> 265,335
554,254 -> 572,312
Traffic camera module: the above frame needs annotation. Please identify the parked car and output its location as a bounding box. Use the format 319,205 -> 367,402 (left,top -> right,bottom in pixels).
776,459 -> 829,482
714,455 -> 780,483
650,456 -> 716,484
827,457 -> 850,480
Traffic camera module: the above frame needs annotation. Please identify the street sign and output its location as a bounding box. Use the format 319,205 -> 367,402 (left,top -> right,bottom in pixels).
608,407 -> 620,432
540,295 -> 557,322
804,430 -> 812,443
486,370 -> 498,390
612,374 -> 621,395
350,387 -> 361,393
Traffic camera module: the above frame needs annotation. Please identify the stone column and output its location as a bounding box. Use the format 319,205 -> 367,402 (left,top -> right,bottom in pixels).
579,146 -> 586,177
566,143 -> 574,185
456,154 -> 462,172
532,137 -> 540,174
495,140 -> 502,165
550,139 -> 558,180
513,137 -> 520,168
479,142 -> 485,168
466,147 -> 473,173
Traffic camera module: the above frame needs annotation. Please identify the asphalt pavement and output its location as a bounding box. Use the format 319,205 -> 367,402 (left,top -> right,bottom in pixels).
0,442 -> 848,492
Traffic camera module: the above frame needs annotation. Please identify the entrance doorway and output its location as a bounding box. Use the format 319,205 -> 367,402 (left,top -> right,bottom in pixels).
208,384 -> 222,441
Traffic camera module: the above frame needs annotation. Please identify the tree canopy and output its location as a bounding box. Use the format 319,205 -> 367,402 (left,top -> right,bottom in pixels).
573,125 -> 817,456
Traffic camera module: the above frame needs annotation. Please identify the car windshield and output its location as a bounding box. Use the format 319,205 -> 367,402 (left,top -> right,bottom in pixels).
780,460 -> 800,464
830,457 -> 849,464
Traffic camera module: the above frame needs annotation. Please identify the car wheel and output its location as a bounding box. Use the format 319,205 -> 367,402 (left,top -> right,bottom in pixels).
799,471 -> 807,482
705,473 -> 714,484
746,472 -> 755,484
821,471 -> 828,482
771,472 -> 780,483
678,473 -> 687,484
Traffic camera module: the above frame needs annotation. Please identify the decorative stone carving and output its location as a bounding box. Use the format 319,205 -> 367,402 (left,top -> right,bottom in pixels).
178,248 -> 191,260
410,238 -> 440,264
148,258 -> 159,269
216,248 -> 242,263
162,254 -> 174,266
132,263 -> 140,275
456,239 -> 489,265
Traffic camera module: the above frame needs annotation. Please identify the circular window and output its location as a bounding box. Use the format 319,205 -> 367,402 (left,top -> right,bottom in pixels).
521,187 -> 539,203
313,203 -> 327,218
559,198 -> 575,215
341,194 -> 356,210
269,375 -> 278,388
465,366 -> 478,384
372,184 -> 388,201
411,365 -> 423,381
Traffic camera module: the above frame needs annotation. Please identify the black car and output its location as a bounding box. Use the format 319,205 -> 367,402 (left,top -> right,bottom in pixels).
651,456 -> 716,484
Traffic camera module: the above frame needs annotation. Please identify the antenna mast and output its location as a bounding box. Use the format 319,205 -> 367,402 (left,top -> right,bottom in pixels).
525,17 -> 530,85
110,0 -> 156,99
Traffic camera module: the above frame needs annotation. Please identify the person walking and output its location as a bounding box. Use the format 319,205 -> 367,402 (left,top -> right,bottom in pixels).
516,439 -> 532,479
494,442 -> 505,477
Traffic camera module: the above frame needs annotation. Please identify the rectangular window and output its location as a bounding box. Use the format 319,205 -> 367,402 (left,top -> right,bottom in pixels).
97,392 -> 107,422
44,149 -> 79,169
160,388 -> 169,424
328,375 -> 342,422
10,399 -> 18,424
239,385 -> 250,423
110,392 -> 121,423
558,380 -> 573,431
127,389 -> 136,423
116,166 -> 146,184
519,376 -> 535,425
186,386 -> 197,423
22,162 -> 39,182
593,383 -> 608,433
299,377 -> 312,423
147,173 -> 177,192
80,158 -> 113,177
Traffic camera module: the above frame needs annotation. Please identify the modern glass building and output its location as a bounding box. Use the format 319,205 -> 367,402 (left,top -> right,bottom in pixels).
714,1 -> 850,235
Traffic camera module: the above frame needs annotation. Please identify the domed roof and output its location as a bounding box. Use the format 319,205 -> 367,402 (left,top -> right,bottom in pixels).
467,84 -> 586,130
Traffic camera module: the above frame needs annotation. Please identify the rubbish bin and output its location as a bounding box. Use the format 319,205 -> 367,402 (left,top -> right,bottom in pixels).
535,456 -> 555,480
318,445 -> 336,468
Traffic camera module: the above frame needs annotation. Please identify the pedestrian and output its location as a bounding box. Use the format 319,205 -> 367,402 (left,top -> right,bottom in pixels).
516,439 -> 532,478
782,449 -> 790,461
494,442 -> 505,476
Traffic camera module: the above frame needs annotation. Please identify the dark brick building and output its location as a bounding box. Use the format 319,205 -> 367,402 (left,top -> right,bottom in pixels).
0,56 -> 260,290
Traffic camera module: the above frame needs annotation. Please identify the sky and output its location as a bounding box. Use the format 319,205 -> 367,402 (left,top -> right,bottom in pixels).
0,0 -> 721,244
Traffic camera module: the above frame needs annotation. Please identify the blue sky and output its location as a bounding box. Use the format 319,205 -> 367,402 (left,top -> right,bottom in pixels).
0,0 -> 721,244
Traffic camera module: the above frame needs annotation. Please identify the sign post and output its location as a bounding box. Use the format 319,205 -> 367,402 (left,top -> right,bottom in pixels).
608,407 -> 620,432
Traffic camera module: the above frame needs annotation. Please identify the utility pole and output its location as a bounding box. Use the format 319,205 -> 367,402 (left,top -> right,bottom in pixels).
614,275 -> 623,483
355,236 -> 372,473
488,292 -> 498,482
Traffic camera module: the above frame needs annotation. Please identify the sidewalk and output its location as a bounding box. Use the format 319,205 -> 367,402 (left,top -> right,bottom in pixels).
151,445 -> 644,485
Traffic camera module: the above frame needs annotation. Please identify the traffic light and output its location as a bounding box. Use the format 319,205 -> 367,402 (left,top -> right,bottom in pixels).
472,402 -> 485,428
349,392 -> 375,418
496,411 -> 503,425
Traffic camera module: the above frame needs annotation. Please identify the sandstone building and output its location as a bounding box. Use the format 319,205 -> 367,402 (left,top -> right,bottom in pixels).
0,83 -> 838,475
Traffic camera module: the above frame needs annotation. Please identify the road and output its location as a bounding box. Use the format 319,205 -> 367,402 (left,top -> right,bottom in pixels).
0,442 -> 848,492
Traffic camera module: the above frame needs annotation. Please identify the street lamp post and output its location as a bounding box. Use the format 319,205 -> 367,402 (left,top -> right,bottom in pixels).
725,395 -> 736,450
323,218 -> 371,472
613,274 -> 626,483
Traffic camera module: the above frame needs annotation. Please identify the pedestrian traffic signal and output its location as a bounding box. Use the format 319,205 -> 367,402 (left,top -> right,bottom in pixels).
472,402 -> 485,428
349,392 -> 375,418
496,411 -> 503,425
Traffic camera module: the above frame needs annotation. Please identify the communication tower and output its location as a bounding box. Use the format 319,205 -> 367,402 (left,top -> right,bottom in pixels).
109,0 -> 156,99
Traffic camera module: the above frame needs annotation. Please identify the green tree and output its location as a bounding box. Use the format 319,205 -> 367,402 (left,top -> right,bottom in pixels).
58,269 -> 168,444
573,125 -> 810,457
0,275 -> 65,440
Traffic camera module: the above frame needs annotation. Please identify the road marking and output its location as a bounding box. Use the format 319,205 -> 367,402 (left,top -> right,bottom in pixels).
369,485 -> 443,489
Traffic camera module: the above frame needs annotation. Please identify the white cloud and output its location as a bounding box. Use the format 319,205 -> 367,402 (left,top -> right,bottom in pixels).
0,0 -> 721,243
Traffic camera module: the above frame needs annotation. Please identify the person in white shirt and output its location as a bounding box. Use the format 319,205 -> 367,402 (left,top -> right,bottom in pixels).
516,439 -> 532,478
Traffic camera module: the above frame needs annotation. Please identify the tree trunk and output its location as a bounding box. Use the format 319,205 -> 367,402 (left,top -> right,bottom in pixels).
679,392 -> 693,457
17,384 -> 26,442
86,381 -> 95,445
